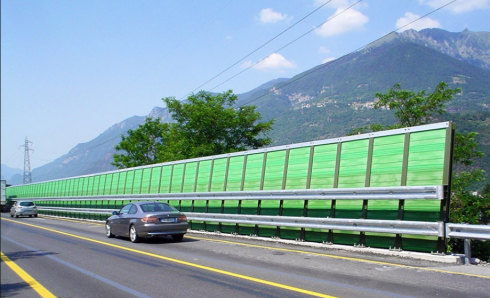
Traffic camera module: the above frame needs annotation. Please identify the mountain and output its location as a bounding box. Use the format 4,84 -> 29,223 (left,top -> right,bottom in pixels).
1,164 -> 23,181
16,29 -> 490,186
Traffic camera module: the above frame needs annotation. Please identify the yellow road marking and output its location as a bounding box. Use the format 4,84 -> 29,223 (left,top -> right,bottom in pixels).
36,216 -> 490,279
185,235 -> 490,279
1,251 -> 57,298
3,218 -> 337,298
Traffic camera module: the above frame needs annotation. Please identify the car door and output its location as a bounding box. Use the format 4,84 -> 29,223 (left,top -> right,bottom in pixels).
112,204 -> 132,235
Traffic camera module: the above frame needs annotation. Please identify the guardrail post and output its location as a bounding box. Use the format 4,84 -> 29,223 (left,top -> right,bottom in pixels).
464,239 -> 472,265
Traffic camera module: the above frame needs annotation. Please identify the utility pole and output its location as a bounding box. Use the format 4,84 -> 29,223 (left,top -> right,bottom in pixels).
22,136 -> 33,184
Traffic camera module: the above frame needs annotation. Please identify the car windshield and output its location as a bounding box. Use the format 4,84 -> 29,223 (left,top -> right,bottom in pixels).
19,202 -> 34,207
140,203 -> 176,213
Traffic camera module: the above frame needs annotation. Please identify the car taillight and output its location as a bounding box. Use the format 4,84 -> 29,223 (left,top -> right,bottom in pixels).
141,217 -> 158,223
178,215 -> 187,222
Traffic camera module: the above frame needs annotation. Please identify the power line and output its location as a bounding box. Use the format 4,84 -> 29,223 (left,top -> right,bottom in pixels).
35,0 -> 458,169
234,0 -> 458,107
181,0 -> 335,100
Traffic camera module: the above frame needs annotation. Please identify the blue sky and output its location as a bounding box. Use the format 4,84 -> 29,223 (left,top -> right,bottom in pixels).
2,0 -> 489,170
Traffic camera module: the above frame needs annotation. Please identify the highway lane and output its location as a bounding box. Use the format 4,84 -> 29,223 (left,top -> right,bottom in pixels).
1,213 -> 489,298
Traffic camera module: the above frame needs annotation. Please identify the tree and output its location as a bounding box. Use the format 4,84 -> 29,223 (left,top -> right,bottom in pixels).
112,117 -> 170,168
112,90 -> 274,168
350,82 -> 487,260
161,90 -> 274,161
350,82 -> 460,133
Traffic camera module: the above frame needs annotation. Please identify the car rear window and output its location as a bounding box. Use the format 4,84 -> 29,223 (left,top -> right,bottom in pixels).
141,203 -> 176,212
20,202 -> 35,207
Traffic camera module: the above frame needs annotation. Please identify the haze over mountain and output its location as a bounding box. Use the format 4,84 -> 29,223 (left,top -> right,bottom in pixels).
4,29 -> 490,185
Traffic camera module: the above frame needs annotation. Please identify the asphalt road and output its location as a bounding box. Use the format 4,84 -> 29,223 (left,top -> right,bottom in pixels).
1,213 -> 489,298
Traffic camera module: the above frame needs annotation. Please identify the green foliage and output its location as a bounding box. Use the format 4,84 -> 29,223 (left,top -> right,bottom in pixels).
112,117 -> 170,169
112,90 -> 274,168
161,90 -> 274,161
373,82 -> 460,127
349,82 -> 488,259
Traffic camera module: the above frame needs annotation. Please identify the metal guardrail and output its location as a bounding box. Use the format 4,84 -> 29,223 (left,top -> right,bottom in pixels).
187,213 -> 444,236
38,207 -> 444,237
446,223 -> 490,241
30,185 -> 444,201
446,223 -> 490,265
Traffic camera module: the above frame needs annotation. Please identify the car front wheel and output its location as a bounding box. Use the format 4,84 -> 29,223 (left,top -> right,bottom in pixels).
129,225 -> 140,243
105,222 -> 115,238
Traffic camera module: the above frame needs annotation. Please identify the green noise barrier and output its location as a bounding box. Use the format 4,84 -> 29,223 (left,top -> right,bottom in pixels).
6,122 -> 454,252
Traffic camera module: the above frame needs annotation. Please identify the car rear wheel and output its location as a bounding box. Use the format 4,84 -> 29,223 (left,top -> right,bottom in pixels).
10,213 -> 13,218
129,225 -> 140,243
34,214 -> 38,217
172,234 -> 184,241
105,222 -> 115,238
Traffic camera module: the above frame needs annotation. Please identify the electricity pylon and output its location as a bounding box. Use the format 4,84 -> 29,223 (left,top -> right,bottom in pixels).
22,136 -> 33,184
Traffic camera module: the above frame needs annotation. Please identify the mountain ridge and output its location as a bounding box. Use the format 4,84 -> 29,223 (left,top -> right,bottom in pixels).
4,29 -> 489,185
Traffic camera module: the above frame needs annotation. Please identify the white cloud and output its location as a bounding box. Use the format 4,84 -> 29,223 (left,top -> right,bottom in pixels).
258,8 -> 289,24
396,12 -> 442,31
419,0 -> 489,14
318,46 -> 331,54
315,8 -> 369,37
322,57 -> 336,64
242,53 -> 296,71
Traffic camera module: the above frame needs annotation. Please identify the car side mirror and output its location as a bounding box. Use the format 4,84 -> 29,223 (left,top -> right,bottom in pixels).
112,211 -> 119,215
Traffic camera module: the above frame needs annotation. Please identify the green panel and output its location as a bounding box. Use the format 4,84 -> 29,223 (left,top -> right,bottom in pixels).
258,226 -> 277,237
210,158 -> 227,192
92,176 -> 100,195
180,199 -> 192,212
243,153 -> 264,191
279,227 -> 302,240
105,174 -> 114,195
260,200 -> 280,216
220,223 -> 236,234
240,200 -> 258,215
404,200 -> 440,221
207,200 -> 222,213
285,147 -> 310,190
132,169 -> 143,194
149,167 -> 162,194
263,151 -> 286,190
237,224 -> 255,235
117,172 -> 126,194
406,129 -> 446,186
370,135 -> 405,187
204,221 -> 220,232
191,220 -> 204,230
223,200 -> 239,214
183,162 -> 198,192
310,144 -> 337,189
196,160 -> 212,192
401,234 -> 438,252
193,200 -> 206,213
124,170 -> 135,194
335,200 -> 363,219
304,228 -> 328,243
81,177 -> 89,196
171,164 -> 184,193
365,232 -> 396,249
306,200 -> 331,217
141,168 -> 152,194
75,178 -> 83,196
160,166 -> 172,193
226,156 -> 245,191
367,200 -> 399,220
282,200 -> 305,217
333,230 -> 361,245
86,176 -> 94,196
338,139 -> 369,188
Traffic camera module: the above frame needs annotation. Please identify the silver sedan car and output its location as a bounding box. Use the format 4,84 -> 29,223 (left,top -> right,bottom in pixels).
105,201 -> 188,243
10,201 -> 38,218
